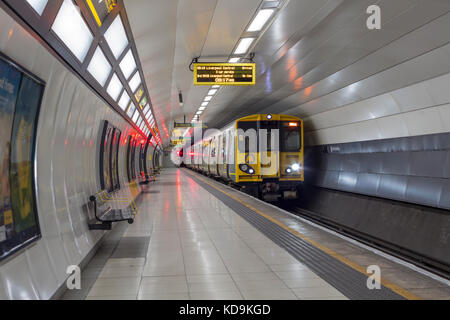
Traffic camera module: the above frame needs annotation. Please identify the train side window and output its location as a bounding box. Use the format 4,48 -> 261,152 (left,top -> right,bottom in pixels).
222,134 -> 226,159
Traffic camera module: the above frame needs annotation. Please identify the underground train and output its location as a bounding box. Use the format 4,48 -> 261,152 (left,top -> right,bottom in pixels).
184,114 -> 304,200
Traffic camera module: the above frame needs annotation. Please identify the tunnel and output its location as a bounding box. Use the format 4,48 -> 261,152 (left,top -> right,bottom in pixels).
0,0 -> 448,303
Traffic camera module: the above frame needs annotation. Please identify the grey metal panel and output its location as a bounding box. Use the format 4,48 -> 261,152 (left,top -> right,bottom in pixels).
337,171 -> 358,192
364,153 -> 384,174
444,151 -> 450,179
305,131 -> 450,211
355,173 -> 381,196
324,153 -> 342,171
376,175 -> 408,202
405,177 -> 443,208
439,179 -> 450,210
340,154 -> 360,172
380,152 -> 411,176
323,171 -> 340,189
410,151 -> 447,178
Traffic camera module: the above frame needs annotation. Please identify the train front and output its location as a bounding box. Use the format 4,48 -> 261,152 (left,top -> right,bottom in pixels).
235,114 -> 304,201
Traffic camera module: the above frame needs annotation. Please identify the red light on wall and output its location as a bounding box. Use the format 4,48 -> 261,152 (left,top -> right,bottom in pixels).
289,122 -> 298,127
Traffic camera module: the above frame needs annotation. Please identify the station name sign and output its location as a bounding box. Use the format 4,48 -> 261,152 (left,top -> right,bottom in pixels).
194,63 -> 255,86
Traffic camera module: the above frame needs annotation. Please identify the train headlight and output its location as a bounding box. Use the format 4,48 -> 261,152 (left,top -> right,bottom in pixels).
286,163 -> 301,174
239,164 -> 255,175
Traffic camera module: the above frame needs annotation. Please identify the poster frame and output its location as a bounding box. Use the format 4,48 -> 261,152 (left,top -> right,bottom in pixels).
0,52 -> 44,262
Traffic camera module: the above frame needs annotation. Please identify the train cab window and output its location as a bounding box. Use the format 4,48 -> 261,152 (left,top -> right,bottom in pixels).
260,121 -> 279,152
281,121 -> 301,152
237,121 -> 257,153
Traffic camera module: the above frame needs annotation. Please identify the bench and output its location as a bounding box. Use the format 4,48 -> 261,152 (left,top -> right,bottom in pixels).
139,174 -> 156,186
88,190 -> 137,230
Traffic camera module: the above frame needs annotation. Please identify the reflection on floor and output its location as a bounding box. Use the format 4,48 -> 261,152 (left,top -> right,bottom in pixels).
61,168 -> 450,300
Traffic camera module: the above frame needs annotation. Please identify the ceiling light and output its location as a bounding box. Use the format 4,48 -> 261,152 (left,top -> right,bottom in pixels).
208,89 -> 218,96
212,85 -> 220,89
132,110 -> 139,122
118,91 -> 130,111
201,101 -> 209,107
129,72 -> 141,92
263,1 -> 280,9
234,38 -> 255,55
26,0 -> 48,15
119,49 -> 137,79
106,73 -> 123,101
204,96 -> 212,102
247,9 -> 274,32
228,57 -> 240,63
104,14 -> 129,59
51,0 -> 93,62
199,106 -> 206,111
196,111 -> 203,115
87,46 -> 111,86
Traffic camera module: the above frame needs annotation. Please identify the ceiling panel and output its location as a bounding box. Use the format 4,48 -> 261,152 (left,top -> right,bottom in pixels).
124,0 -> 450,146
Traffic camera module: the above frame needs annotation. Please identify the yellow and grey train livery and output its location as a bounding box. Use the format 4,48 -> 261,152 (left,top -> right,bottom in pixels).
185,114 -> 304,200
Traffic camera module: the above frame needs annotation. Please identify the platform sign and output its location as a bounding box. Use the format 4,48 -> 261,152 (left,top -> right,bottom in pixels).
194,63 -> 255,86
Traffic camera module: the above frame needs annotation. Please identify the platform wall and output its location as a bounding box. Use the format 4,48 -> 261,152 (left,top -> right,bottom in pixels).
0,7 -> 139,299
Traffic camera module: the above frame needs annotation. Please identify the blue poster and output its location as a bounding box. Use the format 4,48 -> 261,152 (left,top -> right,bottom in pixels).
0,55 -> 43,261
0,59 -> 21,245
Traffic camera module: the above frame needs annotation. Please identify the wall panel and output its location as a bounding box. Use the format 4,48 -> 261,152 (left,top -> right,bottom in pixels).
0,7 -> 142,299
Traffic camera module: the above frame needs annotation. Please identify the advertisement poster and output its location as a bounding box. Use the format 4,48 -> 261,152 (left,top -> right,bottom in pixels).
0,56 -> 42,261
101,123 -> 114,192
110,128 -> 121,190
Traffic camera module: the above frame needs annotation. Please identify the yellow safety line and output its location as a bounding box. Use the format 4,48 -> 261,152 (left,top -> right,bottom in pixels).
86,0 -> 102,27
184,170 -> 422,300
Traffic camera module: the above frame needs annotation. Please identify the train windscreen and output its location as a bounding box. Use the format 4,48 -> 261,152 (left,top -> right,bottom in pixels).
237,121 -> 257,153
280,121 -> 302,152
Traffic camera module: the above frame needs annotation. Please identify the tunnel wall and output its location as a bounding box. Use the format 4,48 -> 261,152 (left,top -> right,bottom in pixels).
305,132 -> 450,210
301,133 -> 450,269
0,8 -> 140,299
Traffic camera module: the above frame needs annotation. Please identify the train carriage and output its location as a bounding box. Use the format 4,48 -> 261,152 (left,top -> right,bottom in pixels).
185,114 -> 304,200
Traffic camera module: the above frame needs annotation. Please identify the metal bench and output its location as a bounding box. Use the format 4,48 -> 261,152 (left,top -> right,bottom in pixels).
88,190 -> 137,230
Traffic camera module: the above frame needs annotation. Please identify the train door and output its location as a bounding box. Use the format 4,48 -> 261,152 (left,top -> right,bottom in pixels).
227,129 -> 236,181
219,133 -> 226,179
210,136 -> 218,176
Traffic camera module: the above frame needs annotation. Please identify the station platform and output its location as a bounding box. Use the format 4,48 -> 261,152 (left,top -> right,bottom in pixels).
62,169 -> 450,300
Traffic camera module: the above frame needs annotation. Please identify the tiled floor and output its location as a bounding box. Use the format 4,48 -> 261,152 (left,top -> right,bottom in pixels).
74,169 -> 349,300
62,168 -> 450,300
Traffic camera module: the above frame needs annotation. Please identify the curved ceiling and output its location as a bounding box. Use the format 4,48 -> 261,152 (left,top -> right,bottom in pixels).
124,0 -> 450,146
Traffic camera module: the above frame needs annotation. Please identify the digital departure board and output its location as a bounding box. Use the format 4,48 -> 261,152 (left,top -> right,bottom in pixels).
194,63 -> 255,86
